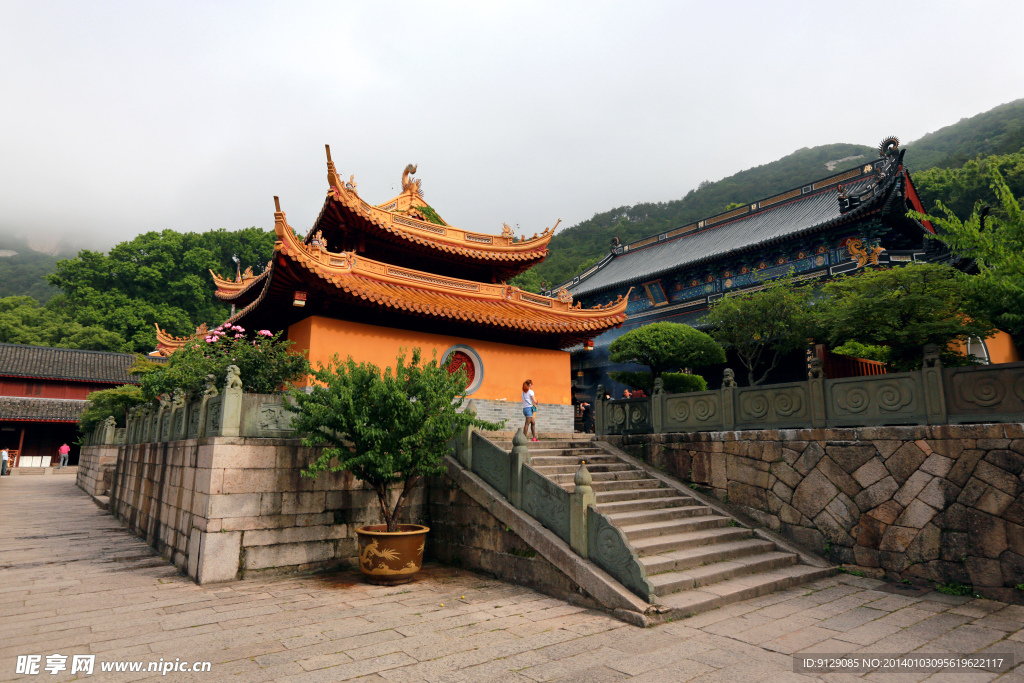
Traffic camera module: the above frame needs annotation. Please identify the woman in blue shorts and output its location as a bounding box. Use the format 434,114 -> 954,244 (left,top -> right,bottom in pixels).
522,379 -> 538,441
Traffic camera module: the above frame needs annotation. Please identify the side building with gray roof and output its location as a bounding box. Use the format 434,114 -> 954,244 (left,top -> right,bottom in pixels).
549,141 -> 942,400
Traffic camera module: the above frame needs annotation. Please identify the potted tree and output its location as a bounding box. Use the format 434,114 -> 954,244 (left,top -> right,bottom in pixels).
287,348 -> 500,585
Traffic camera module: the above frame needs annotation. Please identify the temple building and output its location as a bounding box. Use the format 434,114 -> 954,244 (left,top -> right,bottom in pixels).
552,138 -> 1019,396
0,344 -> 141,467
194,147 -> 630,430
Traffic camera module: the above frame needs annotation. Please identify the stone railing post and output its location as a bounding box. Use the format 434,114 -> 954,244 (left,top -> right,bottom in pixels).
922,344 -> 947,425
651,378 -> 665,433
455,425 -> 475,469
197,374 -> 218,439
808,357 -> 827,428
154,396 -> 169,442
595,384 -> 607,436
509,429 -> 530,508
721,369 -> 737,430
101,415 -> 117,445
220,365 -> 243,437
570,463 -> 596,558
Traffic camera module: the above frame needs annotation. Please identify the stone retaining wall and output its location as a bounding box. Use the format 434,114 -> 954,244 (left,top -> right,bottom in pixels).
100,437 -> 425,583
610,423 -> 1024,603
465,398 -> 574,435
427,473 -> 593,606
77,443 -> 119,498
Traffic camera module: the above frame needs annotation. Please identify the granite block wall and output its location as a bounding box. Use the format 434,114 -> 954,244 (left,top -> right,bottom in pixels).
77,443 -> 119,497
427,472 -> 597,607
610,423 -> 1024,603
101,436 -> 425,583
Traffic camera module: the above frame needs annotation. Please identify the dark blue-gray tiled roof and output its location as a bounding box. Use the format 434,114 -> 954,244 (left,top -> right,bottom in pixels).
567,176 -> 876,298
0,343 -> 141,384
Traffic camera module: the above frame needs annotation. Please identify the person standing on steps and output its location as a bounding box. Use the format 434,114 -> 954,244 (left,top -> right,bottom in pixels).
1,448 -> 8,476
522,379 -> 538,442
58,443 -> 70,469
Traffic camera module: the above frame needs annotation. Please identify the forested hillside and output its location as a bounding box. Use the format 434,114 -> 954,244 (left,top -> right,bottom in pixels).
0,237 -> 64,302
0,228 -> 275,353
515,98 -> 1024,291
905,99 -> 1024,171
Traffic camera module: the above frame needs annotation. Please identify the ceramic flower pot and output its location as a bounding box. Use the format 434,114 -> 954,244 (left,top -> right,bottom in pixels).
355,524 -> 430,585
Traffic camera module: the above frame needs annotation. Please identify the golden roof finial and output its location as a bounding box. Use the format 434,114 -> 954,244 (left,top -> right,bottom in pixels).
325,144 -> 342,189
274,195 -> 282,213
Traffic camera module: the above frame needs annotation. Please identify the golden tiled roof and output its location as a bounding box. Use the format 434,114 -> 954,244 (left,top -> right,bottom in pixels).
210,266 -> 270,301
221,208 -> 629,348
317,146 -> 557,266
153,323 -> 206,357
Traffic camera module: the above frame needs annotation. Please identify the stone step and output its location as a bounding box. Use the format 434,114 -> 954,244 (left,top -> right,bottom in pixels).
533,463 -> 634,475
530,454 -> 619,466
557,478 -> 663,493
606,504 -> 709,526
628,525 -> 753,555
656,565 -> 834,617
548,469 -> 648,484
639,538 -> 777,575
594,487 -> 677,503
647,551 -> 798,596
595,496 -> 697,514
622,515 -> 733,545
493,440 -> 597,450
620,514 -> 738,540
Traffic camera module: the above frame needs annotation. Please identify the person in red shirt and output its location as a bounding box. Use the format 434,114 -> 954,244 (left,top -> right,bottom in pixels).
58,443 -> 71,469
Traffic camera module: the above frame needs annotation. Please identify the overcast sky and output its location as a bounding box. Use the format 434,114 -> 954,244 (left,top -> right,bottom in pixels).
2,1 -> 1023,254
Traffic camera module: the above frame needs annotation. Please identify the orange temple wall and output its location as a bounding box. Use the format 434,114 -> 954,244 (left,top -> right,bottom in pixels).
288,316 -> 572,404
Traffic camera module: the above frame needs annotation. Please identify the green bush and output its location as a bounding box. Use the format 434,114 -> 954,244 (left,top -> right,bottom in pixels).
286,349 -> 502,531
831,341 -> 891,364
139,324 -> 308,399
608,371 -> 707,394
662,373 -> 708,393
609,322 -> 724,379
78,384 -> 147,433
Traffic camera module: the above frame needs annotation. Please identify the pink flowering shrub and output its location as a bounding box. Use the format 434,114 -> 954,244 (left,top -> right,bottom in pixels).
140,324 -> 309,399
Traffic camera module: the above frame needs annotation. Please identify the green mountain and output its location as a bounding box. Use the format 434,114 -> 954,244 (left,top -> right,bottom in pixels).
520,98 -> 1024,291
0,237 -> 61,302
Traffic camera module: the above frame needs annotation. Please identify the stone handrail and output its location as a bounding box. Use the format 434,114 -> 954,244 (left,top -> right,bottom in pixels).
84,367 -> 299,446
453,427 -> 652,600
597,348 -> 1024,436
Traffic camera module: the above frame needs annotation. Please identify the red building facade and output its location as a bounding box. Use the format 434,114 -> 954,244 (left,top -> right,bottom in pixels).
0,344 -> 141,467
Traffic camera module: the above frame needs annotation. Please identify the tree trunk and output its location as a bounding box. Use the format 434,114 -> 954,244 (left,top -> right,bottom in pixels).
389,476 -> 420,532
375,486 -> 396,532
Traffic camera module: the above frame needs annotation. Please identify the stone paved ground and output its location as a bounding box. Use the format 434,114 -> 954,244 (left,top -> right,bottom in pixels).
2,476 -> 1024,683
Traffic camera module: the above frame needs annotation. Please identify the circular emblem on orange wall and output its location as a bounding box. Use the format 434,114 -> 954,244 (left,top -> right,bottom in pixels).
441,344 -> 484,395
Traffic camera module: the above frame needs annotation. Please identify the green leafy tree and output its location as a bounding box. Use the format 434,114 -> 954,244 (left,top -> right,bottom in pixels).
912,167 -> 1024,344
817,263 -> 993,372
286,349 -> 502,532
46,227 -> 276,352
703,274 -> 815,386
78,384 -> 147,433
830,341 -> 891,364
139,324 -> 308,399
608,370 -> 707,394
609,322 -> 724,387
0,296 -> 127,349
912,149 -> 1024,220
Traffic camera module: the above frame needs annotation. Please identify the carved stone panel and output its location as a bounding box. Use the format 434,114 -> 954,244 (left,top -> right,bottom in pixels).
623,399 -> 652,435
586,507 -> 654,600
161,412 -> 172,442
187,401 -> 201,438
663,390 -> 724,432
735,382 -> 811,429
521,465 -> 571,543
944,361 -> 1024,423
205,397 -> 223,437
471,432 -> 510,497
172,411 -> 185,440
256,403 -> 293,432
825,373 -> 926,426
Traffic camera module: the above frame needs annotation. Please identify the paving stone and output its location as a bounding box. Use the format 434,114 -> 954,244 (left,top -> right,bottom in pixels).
5,471 -> 1024,683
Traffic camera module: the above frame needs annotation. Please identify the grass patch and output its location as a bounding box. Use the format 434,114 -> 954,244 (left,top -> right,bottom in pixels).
934,582 -> 972,596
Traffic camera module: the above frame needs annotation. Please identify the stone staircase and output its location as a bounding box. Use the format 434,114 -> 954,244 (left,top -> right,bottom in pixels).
493,435 -> 832,615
